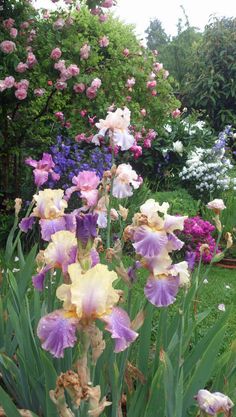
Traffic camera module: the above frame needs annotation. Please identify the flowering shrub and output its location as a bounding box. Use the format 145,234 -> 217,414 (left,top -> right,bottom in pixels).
0,0 -> 178,199
181,216 -> 218,267
179,139 -> 236,197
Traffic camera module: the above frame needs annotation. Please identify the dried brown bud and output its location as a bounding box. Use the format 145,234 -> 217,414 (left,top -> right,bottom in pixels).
199,244 -> 210,255
225,232 -> 233,249
118,205 -> 128,221
14,198 -> 22,216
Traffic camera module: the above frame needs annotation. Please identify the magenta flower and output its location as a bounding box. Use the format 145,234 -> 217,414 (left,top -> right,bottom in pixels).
103,307 -> 138,352
37,310 -> 78,358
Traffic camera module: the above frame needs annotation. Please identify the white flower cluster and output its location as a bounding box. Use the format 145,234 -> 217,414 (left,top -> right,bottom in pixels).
179,147 -> 236,193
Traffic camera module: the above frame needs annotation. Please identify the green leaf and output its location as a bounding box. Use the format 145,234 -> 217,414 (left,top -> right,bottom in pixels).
0,385 -> 23,417
183,309 -> 230,414
40,351 -> 58,417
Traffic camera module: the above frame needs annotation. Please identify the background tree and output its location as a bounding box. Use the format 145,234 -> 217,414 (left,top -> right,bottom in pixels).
145,18 -> 169,51
183,17 -> 236,130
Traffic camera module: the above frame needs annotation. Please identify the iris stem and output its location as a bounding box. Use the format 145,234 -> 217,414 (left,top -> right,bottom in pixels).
106,145 -> 115,249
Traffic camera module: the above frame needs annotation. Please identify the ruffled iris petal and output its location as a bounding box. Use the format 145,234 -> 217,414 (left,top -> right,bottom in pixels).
133,226 -> 168,258
37,310 -> 78,358
144,275 -> 180,307
19,216 -> 35,233
39,217 -> 66,241
104,307 -> 138,352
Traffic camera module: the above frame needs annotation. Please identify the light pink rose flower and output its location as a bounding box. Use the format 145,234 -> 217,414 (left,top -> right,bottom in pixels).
50,47 -> 62,60
130,145 -> 142,159
86,86 -> 97,100
20,21 -> 30,29
126,77 -> 135,89
54,60 -> 66,72
10,28 -> 18,38
15,62 -> 28,73
43,10 -> 50,19
123,48 -> 129,57
0,81 -> 6,92
26,52 -> 37,68
140,108 -> 146,116
4,76 -> 15,88
80,110 -> 87,117
91,8 -> 100,15
34,88 -> 46,97
153,62 -> 163,72
149,72 -> 156,80
99,36 -> 109,47
146,80 -> 156,89
99,14 -> 108,22
151,90 -> 157,96
3,18 -> 15,29
126,96 -> 132,102
15,79 -> 29,90
0,40 -> 16,54
55,81 -> 67,90
55,112 -> 64,121
80,43 -> 90,60
67,64 -> 80,77
102,0 -> 113,7
73,83 -> 85,93
172,108 -> 181,118
163,70 -> 169,79
91,78 -> 101,89
15,89 -> 27,100
53,18 -> 65,30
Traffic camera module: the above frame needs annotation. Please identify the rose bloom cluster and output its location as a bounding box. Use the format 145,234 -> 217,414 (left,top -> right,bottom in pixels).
179,146 -> 236,193
181,216 -> 218,267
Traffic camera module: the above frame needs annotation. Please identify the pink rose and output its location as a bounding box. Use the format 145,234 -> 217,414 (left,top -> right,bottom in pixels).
26,52 -> 37,68
10,28 -> 18,38
86,86 -> 97,100
53,18 -> 65,30
126,96 -> 132,102
153,62 -> 163,72
16,62 -> 28,73
15,89 -> 27,100
91,78 -> 101,89
140,108 -> 146,116
4,76 -> 15,88
146,80 -> 156,89
130,145 -> 142,159
91,8 -> 100,15
73,83 -> 85,93
50,47 -> 62,60
102,0 -> 113,7
126,77 -> 135,89
99,36 -> 109,47
54,111 -> 64,121
172,108 -> 181,118
151,90 -> 157,96
54,60 -> 66,72
55,81 -> 67,90
80,110 -> 87,117
99,14 -> 108,22
0,81 -> 6,92
123,48 -> 130,57
15,79 -> 29,90
0,40 -> 16,54
80,43 -> 90,60
3,18 -> 15,29
67,64 -> 80,77
34,88 -> 46,97
20,21 -> 29,29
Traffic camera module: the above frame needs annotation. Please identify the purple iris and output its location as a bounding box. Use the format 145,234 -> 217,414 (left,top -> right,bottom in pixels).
37,310 -> 78,358
104,307 -> 138,352
76,213 -> 98,245
144,275 -> 180,307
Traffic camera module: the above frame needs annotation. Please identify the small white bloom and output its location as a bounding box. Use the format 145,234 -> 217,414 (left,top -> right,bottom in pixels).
203,278 -> 208,284
173,140 -> 183,156
14,256 -> 19,262
218,303 -> 226,312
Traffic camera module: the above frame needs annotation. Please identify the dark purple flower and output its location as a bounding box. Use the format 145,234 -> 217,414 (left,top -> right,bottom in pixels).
37,310 -> 78,358
76,213 -> 98,245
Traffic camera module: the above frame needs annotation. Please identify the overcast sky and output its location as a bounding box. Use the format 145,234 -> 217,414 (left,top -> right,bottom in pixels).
34,0 -> 235,38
